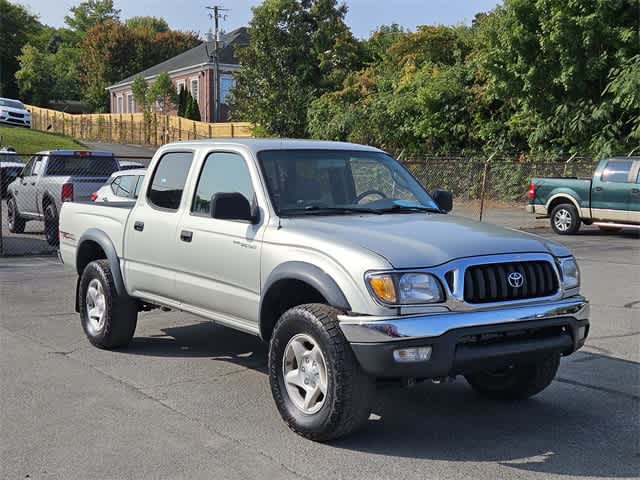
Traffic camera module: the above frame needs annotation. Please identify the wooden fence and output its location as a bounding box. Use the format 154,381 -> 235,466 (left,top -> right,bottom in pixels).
27,105 -> 254,146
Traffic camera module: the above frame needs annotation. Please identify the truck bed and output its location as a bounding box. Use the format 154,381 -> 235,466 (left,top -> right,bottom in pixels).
59,201 -> 135,271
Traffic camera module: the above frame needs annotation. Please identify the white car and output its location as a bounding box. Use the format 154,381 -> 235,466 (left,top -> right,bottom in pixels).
0,98 -> 32,128
91,168 -> 145,203
118,160 -> 146,171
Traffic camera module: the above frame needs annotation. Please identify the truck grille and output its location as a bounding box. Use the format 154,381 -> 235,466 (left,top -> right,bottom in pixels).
463,261 -> 558,303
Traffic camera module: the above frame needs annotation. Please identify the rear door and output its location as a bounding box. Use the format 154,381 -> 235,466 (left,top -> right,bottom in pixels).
123,150 -> 194,302
18,156 -> 44,215
590,159 -> 634,222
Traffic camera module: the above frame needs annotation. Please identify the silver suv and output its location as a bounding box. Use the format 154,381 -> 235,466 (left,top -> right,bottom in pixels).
59,139 -> 589,441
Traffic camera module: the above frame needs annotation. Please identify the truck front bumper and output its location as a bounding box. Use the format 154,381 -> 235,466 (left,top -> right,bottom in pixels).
339,297 -> 589,378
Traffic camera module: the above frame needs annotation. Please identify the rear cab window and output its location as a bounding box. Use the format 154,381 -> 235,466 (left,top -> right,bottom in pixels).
147,151 -> 194,210
601,160 -> 633,183
45,154 -> 119,176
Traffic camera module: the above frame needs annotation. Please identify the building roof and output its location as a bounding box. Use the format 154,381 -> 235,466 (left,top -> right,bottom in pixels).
157,138 -> 383,156
108,27 -> 248,89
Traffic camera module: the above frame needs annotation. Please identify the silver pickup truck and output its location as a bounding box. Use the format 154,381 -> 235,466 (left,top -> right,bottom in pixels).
7,150 -> 119,245
59,139 -> 589,441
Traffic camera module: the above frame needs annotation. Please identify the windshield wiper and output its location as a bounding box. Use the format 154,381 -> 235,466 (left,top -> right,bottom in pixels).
376,205 -> 443,214
280,206 -> 383,216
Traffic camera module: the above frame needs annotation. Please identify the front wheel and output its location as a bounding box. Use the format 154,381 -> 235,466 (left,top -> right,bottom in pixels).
465,352 -> 560,400
79,260 -> 138,349
269,304 -> 374,442
44,203 -> 59,246
550,203 -> 581,235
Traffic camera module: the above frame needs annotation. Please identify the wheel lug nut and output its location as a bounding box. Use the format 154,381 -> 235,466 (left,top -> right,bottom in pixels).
301,366 -> 305,372
304,379 -> 309,385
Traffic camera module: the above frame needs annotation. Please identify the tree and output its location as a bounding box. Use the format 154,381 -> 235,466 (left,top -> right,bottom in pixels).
150,72 -> 177,113
15,44 -> 54,105
230,0 -> 363,137
132,76 -> 151,112
65,0 -> 120,33
125,16 -> 169,36
183,91 -> 201,121
0,0 -> 42,98
177,86 -> 187,116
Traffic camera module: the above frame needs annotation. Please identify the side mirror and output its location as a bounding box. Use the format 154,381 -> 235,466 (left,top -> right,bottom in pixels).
211,192 -> 257,223
432,189 -> 453,213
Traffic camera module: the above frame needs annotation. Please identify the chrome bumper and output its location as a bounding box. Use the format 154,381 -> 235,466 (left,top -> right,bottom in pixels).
339,296 -> 589,343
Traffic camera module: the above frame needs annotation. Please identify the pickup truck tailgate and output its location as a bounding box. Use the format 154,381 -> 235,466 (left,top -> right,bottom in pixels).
71,176 -> 112,202
59,201 -> 134,271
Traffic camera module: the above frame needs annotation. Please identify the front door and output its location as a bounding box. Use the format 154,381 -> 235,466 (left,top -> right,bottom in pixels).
628,161 -> 640,224
123,150 -> 195,302
591,159 -> 634,222
175,151 -> 265,327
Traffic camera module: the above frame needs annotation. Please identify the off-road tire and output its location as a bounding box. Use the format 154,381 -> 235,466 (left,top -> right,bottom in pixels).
465,352 -> 561,400
269,303 -> 375,442
550,203 -> 581,235
44,202 -> 59,246
7,197 -> 25,233
79,260 -> 138,349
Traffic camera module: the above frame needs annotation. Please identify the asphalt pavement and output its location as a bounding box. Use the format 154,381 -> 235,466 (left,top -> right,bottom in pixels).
1,228 -> 638,480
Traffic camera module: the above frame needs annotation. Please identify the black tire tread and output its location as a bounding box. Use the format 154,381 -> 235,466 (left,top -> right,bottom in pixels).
80,259 -> 137,349
269,303 -> 374,442
8,197 -> 26,233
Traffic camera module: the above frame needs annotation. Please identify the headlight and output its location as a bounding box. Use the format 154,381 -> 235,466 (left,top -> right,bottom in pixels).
367,272 -> 444,305
559,257 -> 580,289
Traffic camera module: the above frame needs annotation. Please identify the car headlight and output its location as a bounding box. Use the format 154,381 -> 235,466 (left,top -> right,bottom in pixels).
367,272 -> 444,305
559,257 -> 580,290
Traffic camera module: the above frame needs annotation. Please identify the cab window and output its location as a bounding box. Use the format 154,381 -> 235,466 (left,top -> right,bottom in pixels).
191,152 -> 254,216
148,152 -> 193,210
602,160 -> 633,183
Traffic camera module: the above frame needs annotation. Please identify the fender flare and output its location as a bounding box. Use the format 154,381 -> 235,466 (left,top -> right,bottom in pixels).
545,193 -> 582,214
259,261 -> 351,337
76,228 -> 128,298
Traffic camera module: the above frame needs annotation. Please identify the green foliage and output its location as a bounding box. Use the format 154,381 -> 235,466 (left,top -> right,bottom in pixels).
125,16 -> 169,35
150,72 -> 178,113
64,0 -> 120,33
177,87 -> 187,117
230,0 -> 364,137
0,0 -> 42,98
183,91 -> 201,121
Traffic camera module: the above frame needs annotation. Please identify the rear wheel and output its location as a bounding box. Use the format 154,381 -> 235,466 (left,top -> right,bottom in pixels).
550,203 -> 581,235
7,197 -> 25,233
269,304 -> 374,441
465,352 -> 560,400
79,260 -> 138,349
44,203 -> 59,246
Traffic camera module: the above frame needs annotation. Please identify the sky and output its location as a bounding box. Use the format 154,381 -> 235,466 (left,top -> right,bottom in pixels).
15,0 -> 502,38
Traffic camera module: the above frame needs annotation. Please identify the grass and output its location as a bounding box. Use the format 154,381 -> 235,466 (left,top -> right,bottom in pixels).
0,125 -> 86,157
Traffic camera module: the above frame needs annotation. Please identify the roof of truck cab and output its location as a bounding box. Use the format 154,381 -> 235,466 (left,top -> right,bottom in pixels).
159,138 -> 384,155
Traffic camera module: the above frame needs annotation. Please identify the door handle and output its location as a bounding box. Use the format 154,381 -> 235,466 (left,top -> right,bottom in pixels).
632,188 -> 640,195
133,221 -> 144,232
180,230 -> 193,242
594,187 -> 603,192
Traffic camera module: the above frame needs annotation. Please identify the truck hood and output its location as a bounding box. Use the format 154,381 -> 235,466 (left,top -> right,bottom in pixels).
282,213 -> 571,268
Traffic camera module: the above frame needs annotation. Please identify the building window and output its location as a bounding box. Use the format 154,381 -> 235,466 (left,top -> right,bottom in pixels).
220,76 -> 236,105
116,95 -> 124,113
190,77 -> 199,102
176,80 -> 186,94
127,94 -> 134,113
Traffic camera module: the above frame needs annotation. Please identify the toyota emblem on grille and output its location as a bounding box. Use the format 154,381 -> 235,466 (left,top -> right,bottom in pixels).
508,272 -> 524,288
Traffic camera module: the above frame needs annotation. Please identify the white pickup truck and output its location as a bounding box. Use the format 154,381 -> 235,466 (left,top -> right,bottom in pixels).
59,139 -> 589,441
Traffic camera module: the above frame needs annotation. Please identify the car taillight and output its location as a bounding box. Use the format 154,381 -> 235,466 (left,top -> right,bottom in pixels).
90,191 -> 98,202
61,183 -> 74,202
527,182 -> 536,200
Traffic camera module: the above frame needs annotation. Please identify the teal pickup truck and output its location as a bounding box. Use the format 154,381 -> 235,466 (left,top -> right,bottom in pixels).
527,157 -> 640,235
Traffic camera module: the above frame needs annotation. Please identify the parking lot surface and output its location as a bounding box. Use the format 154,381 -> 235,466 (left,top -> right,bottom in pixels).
1,229 -> 638,479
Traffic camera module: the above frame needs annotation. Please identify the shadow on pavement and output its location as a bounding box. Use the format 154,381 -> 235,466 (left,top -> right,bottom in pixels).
124,320 -> 638,478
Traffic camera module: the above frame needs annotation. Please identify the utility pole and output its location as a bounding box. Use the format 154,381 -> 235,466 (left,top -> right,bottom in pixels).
205,5 -> 229,123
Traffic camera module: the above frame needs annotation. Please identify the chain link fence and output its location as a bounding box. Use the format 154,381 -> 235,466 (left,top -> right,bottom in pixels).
1,152 -> 151,256
0,150 -> 599,256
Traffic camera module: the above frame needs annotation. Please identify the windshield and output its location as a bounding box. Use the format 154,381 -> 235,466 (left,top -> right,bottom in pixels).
46,155 -> 119,177
0,99 -> 25,109
258,149 -> 439,215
